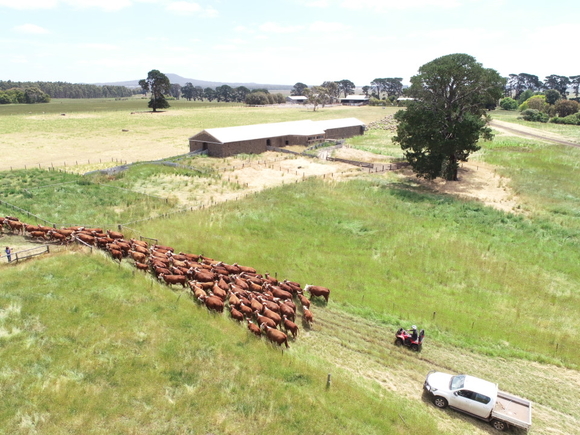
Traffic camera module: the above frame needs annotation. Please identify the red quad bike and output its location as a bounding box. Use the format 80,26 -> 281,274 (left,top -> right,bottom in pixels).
395,327 -> 425,352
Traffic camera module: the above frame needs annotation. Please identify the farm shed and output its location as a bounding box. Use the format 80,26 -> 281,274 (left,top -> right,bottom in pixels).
340,95 -> 369,106
286,96 -> 308,104
189,118 -> 366,158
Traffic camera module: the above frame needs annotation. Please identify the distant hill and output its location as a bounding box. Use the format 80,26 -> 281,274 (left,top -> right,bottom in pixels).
94,73 -> 292,91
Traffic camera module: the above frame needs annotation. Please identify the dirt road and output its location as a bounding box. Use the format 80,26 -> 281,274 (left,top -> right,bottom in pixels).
490,119 -> 580,147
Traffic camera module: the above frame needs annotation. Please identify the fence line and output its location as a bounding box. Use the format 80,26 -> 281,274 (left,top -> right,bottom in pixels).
3,155 -> 407,230
0,199 -> 56,227
1,245 -> 50,263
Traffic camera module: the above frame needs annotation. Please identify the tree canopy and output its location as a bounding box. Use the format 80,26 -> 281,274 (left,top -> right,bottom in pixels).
394,53 -> 505,181
139,69 -> 171,112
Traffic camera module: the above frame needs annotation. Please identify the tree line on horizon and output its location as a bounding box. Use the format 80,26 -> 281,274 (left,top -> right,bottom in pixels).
2,71 -> 579,108
0,80 -> 135,104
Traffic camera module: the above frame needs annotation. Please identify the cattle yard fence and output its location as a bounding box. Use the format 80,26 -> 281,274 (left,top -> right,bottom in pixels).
1,245 -> 50,264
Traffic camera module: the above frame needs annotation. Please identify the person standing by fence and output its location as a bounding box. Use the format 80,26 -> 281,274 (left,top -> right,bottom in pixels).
5,246 -> 11,262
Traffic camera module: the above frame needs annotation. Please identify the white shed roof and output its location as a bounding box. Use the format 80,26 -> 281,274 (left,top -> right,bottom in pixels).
190,118 -> 365,144
341,95 -> 369,101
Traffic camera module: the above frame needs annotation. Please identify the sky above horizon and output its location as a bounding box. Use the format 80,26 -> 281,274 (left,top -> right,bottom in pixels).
1,0 -> 578,88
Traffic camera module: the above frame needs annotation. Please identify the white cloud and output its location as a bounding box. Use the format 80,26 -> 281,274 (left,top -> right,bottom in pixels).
0,0 -> 58,9
167,1 -> 201,12
213,44 -> 237,51
0,0 -> 138,11
302,0 -> 331,6
14,24 -> 50,34
77,43 -> 119,50
166,1 -> 218,16
259,22 -> 304,34
64,0 -> 133,11
308,21 -> 350,32
340,0 -> 461,10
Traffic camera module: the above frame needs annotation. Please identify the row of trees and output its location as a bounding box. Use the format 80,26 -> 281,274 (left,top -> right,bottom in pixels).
0,86 -> 51,104
291,78 -> 404,102
0,80 -> 134,101
139,70 -> 288,111
177,83 -> 285,104
505,73 -> 580,100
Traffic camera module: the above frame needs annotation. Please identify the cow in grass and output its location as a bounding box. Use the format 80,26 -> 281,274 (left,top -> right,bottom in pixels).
304,285 -> 330,303
158,274 -> 188,288
260,323 -> 289,348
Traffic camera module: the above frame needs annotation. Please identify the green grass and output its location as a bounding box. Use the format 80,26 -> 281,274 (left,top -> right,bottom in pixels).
3,102 -> 580,433
0,252 -> 439,435
128,178 -> 579,368
0,169 -> 176,227
481,136 -> 580,230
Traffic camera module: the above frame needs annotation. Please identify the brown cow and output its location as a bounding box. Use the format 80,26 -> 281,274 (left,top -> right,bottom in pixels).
56,228 -> 75,237
305,285 -> 330,302
47,230 -> 68,244
202,295 -> 224,313
247,320 -> 261,337
159,274 -> 187,288
107,230 -> 124,240
297,293 -> 310,309
179,252 -> 200,262
109,248 -> 123,262
255,312 -> 277,329
75,233 -> 95,245
302,307 -> 313,327
229,306 -> 244,322
152,266 -> 171,278
189,283 -> 207,301
95,237 -> 114,248
134,261 -> 149,272
260,324 -> 289,348
211,284 -> 227,301
278,302 -> 295,322
130,238 -> 148,248
6,219 -> 24,234
131,244 -> 149,255
282,315 -> 299,338
238,303 -> 254,318
261,306 -> 282,326
270,287 -> 292,301
130,250 -> 147,263
153,244 -> 174,252
28,230 -> 47,240
194,269 -> 215,283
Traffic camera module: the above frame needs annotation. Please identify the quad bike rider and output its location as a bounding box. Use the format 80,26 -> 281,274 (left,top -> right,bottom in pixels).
395,325 -> 425,352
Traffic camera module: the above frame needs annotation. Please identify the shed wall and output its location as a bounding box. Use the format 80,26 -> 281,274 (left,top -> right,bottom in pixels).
324,125 -> 364,139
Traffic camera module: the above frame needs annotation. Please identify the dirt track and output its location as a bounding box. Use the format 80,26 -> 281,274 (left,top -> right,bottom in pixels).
490,120 -> 580,147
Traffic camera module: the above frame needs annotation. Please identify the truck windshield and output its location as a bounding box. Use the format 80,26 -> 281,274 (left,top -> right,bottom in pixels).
450,375 -> 465,390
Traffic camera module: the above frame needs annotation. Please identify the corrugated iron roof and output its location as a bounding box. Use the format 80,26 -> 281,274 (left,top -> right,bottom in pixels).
190,118 -> 364,143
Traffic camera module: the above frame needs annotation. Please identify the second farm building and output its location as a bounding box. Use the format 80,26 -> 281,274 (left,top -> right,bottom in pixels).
189,118 -> 365,158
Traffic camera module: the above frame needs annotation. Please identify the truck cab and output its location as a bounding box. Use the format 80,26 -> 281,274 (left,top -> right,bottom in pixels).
424,371 -> 532,431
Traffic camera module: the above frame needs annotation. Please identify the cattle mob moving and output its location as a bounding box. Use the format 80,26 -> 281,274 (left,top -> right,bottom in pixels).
1,215 -> 331,348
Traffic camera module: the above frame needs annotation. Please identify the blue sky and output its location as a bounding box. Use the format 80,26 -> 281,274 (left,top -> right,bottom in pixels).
1,0 -> 577,87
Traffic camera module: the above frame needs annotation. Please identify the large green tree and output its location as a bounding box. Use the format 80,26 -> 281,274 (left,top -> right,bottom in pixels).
394,53 -> 505,181
337,79 -> 355,97
138,69 -> 171,112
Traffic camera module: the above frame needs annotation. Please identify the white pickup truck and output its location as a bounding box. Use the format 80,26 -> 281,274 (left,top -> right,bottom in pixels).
423,371 -> 532,431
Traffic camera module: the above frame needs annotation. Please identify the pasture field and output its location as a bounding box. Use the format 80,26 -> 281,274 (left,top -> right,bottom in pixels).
0,98 -> 393,172
0,252 -> 437,435
2,102 -> 580,434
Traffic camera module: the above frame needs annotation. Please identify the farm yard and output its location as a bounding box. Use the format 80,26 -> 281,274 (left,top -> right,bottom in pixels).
1,100 -> 580,434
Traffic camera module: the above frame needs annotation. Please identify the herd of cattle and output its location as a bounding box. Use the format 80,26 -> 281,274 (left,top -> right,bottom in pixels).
1,215 -> 331,348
